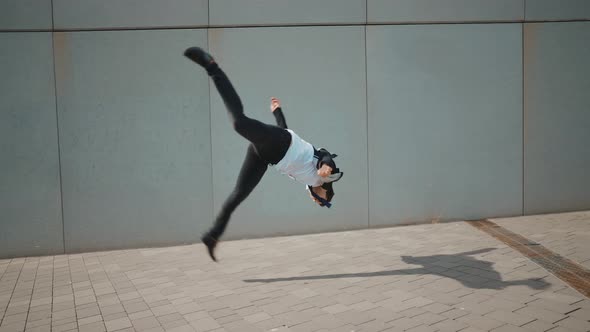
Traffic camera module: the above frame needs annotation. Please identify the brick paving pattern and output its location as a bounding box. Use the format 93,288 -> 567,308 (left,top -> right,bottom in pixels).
1,212 -> 589,332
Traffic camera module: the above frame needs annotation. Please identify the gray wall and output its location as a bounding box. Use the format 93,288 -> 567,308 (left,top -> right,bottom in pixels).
209,0 -> 366,25
1,0 -> 589,257
53,0 -> 209,29
367,0 -> 524,23
0,0 -> 52,30
0,33 -> 63,258
54,30 -> 212,252
367,24 -> 523,226
523,22 -> 590,214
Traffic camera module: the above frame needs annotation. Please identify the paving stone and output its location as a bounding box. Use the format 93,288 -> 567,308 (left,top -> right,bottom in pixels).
457,314 -> 505,331
404,325 -> 439,332
439,308 -> 470,320
123,301 -> 150,314
0,322 -> 26,332
388,316 -> 422,330
104,318 -> 131,332
102,312 -> 127,322
100,304 -> 125,317
78,315 -> 103,326
514,306 -> 567,324
485,309 -> 536,326
165,325 -> 194,332
412,312 -> 447,326
491,325 -> 530,332
53,322 -> 78,332
51,314 -> 78,327
77,307 -> 102,319
24,325 -> 51,332
421,303 -> 452,314
182,311 -> 209,322
187,317 -> 219,332
128,310 -> 154,321
131,316 -> 160,330
520,319 -> 556,331
555,316 -> 590,332
243,312 -> 271,323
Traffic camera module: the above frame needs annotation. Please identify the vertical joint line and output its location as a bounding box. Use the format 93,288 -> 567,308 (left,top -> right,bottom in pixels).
364,22 -> 370,228
51,0 -> 55,30
364,0 -> 370,228
50,0 -> 66,254
521,22 -> 525,216
206,29 -> 214,231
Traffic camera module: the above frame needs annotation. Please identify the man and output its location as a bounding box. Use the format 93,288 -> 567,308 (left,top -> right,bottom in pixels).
184,47 -> 343,261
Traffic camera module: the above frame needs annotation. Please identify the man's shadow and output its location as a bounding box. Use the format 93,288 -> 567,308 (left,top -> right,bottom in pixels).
243,248 -> 550,290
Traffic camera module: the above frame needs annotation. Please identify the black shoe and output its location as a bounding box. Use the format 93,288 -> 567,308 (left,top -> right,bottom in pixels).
201,233 -> 218,262
184,47 -> 215,69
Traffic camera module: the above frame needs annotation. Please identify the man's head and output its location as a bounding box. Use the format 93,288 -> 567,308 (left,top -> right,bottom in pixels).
321,181 -> 335,202
309,184 -> 333,207
308,174 -> 341,207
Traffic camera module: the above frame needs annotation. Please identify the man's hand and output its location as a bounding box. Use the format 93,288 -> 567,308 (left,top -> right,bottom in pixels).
317,164 -> 333,177
270,97 -> 281,112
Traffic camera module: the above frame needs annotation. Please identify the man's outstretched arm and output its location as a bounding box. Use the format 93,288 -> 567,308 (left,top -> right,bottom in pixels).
270,97 -> 288,129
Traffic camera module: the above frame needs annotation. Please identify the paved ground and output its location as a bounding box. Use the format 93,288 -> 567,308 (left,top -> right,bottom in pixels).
1,212 -> 589,332
492,212 -> 590,270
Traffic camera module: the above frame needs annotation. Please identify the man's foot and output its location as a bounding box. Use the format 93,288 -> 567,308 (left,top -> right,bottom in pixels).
201,233 -> 218,262
184,47 -> 215,69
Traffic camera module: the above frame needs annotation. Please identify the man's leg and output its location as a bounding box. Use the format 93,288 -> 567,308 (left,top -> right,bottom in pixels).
184,47 -> 271,144
202,145 -> 267,261
184,47 -> 290,164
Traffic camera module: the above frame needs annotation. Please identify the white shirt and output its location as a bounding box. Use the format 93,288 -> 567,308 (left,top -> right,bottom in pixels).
273,129 -> 323,187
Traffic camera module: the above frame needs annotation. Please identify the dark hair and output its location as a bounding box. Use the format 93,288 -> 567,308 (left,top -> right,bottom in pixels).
322,182 -> 335,202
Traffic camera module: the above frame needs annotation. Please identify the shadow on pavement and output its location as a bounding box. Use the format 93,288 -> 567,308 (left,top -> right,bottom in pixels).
243,248 -> 550,290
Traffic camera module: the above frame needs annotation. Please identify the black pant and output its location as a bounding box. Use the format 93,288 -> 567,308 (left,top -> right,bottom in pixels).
206,64 -> 291,240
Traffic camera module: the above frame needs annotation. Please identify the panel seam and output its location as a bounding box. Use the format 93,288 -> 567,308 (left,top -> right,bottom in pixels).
522,20 -> 526,216
2,18 -> 589,33
364,15 -> 370,228
206,22 -> 214,236
50,0 -> 66,254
